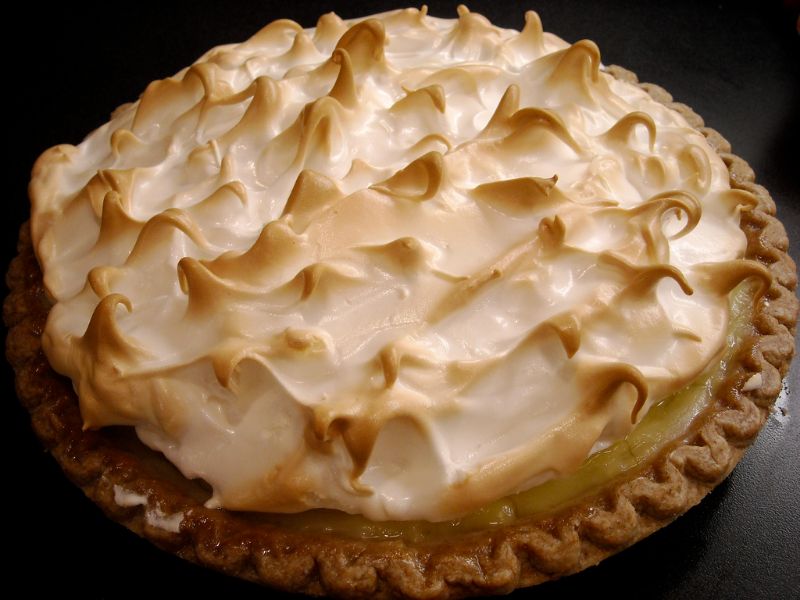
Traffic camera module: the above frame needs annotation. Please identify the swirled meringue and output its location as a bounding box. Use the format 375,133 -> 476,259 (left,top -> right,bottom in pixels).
31,6 -> 768,521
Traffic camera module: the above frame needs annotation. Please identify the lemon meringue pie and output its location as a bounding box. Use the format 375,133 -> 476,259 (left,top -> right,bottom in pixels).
8,5 -> 797,597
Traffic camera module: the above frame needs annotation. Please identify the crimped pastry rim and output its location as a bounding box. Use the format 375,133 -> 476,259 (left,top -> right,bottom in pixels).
4,64 -> 798,599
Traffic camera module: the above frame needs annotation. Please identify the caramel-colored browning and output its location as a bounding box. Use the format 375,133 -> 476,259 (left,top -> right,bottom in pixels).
30,6 -> 775,521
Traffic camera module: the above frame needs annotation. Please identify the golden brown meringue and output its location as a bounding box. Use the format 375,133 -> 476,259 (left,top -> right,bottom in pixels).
31,7 -> 768,521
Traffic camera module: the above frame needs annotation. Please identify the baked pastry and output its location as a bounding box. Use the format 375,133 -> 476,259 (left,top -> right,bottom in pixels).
6,7 -> 793,589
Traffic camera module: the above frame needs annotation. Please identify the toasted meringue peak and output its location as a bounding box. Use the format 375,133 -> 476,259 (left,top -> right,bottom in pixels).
603,111 -> 658,150
32,7 -> 756,521
391,84 -> 447,114
334,19 -> 387,72
371,151 -> 445,200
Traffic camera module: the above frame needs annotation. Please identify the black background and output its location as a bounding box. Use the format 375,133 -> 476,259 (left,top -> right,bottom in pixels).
5,1 -> 799,597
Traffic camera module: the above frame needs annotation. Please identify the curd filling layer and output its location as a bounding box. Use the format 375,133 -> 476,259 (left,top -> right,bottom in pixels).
31,7 -> 768,521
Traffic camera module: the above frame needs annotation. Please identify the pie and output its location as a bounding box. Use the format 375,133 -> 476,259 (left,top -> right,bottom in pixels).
6,6 -> 797,597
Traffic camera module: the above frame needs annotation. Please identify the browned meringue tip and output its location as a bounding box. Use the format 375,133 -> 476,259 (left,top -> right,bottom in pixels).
371,151 -> 445,201
335,19 -> 387,72
603,111 -> 658,151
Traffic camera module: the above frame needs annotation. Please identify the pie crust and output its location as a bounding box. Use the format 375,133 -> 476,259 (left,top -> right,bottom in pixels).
5,65 -> 797,599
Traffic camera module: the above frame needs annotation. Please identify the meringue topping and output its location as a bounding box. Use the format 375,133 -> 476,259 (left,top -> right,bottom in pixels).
31,6 -> 768,521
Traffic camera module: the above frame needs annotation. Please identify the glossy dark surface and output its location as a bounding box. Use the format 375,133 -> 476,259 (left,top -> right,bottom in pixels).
6,1 -> 798,596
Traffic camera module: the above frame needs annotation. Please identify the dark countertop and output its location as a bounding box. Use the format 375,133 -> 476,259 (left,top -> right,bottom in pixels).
5,1 -> 799,597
